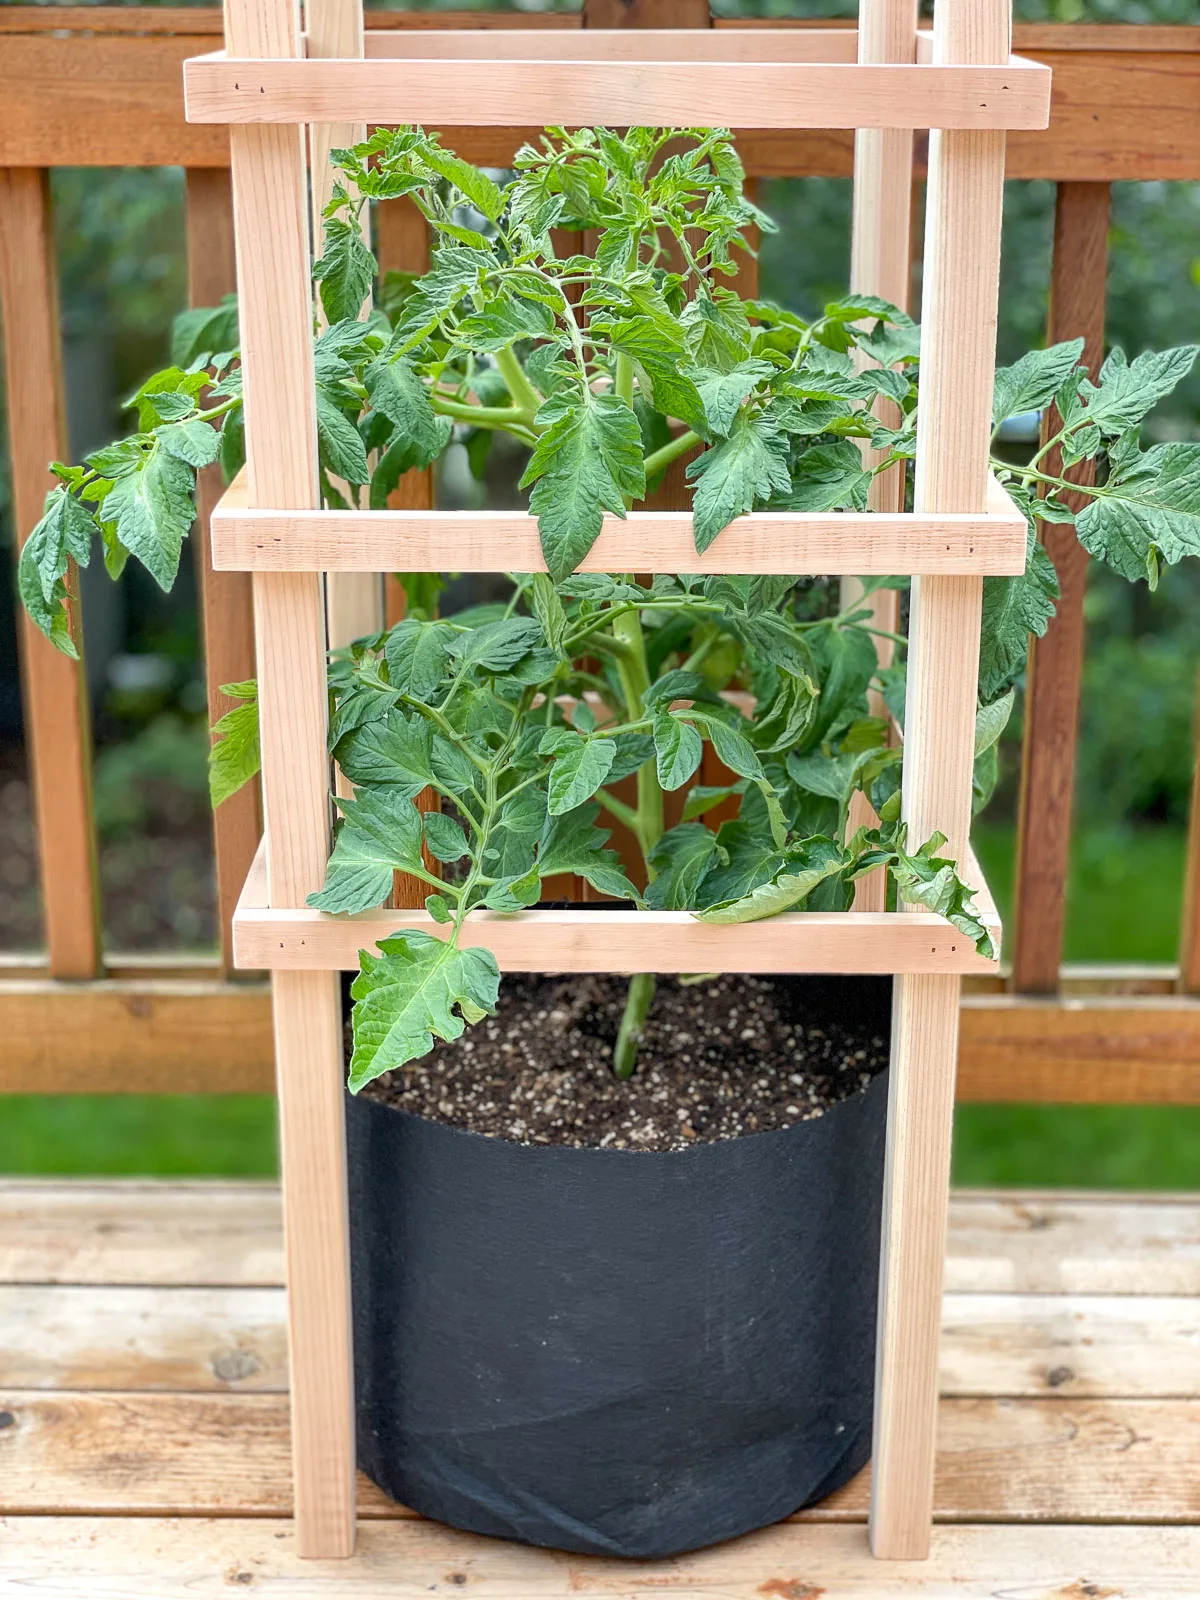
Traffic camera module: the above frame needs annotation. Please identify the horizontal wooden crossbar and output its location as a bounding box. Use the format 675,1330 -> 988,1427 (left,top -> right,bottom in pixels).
183,43 -> 1052,132
231,840 -> 1001,977
210,473 -> 1028,577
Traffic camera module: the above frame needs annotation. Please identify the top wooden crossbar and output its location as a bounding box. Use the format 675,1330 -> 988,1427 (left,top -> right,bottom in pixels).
183,32 -> 1051,131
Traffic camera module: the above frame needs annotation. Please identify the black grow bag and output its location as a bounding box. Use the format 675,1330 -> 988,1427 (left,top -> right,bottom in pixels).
346,973 -> 890,1558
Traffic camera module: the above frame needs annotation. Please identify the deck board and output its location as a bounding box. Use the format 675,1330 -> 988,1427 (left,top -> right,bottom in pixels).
1,1517 -> 1199,1597
3,1284 -> 1196,1399
0,1180 -> 1195,1592
5,1180 -> 1198,1291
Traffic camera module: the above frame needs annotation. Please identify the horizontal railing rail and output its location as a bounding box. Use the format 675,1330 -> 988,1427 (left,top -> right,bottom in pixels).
2,2 -> 1199,1099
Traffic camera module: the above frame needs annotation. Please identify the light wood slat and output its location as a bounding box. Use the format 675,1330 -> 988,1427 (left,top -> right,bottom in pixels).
958,993 -> 1200,1105
4,981 -> 1198,1100
3,1184 -> 1195,1296
185,165 -> 260,975
1012,182 -> 1110,996
6,1282 -> 1196,1402
182,51 -> 1052,133
1,1389 -> 1197,1524
209,491 -> 1028,577
0,1182 -> 284,1288
0,1286 -> 287,1392
224,0 -> 355,1555
0,977 -> 274,1094
4,28 -> 1200,181
0,169 -> 101,980
358,26 -> 858,61
871,0 -> 1008,1558
1,1519 -> 1199,1600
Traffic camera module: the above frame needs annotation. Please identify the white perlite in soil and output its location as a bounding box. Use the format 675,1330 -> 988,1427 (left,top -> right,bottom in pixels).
357,973 -> 888,1152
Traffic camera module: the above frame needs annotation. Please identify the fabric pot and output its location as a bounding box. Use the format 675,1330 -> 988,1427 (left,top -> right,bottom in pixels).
345,973 -> 890,1559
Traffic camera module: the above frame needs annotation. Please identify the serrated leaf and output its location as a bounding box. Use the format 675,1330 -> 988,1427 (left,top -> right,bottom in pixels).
521,390 -> 645,579
1075,441 -> 1200,580
653,711 -> 704,791
348,931 -> 500,1090
423,809 -> 469,863
537,802 -> 641,903
364,357 -> 452,471
544,731 -> 616,816
681,783 -> 741,822
1079,345 -> 1200,435
316,390 -> 370,486
308,788 -> 426,914
686,709 -> 763,780
385,619 -> 454,700
694,359 -> 773,437
686,409 -> 791,553
100,444 -> 195,591
979,525 -> 1060,700
696,836 -> 848,924
529,572 -> 567,653
313,215 -> 375,325
992,339 -> 1084,428
209,689 -> 260,808
419,146 -> 504,222
645,822 -> 723,910
337,708 -> 434,793
172,295 -> 239,367
778,440 -> 871,513
975,689 -> 1014,757
450,616 -> 543,674
157,419 -> 222,469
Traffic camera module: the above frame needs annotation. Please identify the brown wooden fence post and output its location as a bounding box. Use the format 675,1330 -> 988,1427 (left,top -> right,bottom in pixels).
1011,181 -> 1110,993
186,166 -> 260,975
0,166 -> 101,978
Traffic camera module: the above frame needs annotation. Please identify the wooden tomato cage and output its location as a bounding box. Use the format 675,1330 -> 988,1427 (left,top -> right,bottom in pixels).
189,0 -> 1041,1566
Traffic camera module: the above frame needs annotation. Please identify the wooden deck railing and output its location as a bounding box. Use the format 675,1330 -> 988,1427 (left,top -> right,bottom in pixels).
2,4 -> 1200,1102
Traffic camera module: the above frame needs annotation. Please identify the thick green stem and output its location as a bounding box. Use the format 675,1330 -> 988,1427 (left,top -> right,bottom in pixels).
643,428 -> 701,481
494,345 -> 544,421
607,602 -> 664,1080
613,972 -> 657,1080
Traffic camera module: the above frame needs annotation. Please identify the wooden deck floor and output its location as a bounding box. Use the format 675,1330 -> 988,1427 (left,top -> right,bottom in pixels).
0,1181 -> 1197,1595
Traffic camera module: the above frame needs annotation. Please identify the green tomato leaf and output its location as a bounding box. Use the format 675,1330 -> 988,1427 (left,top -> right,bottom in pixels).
348,931 -> 500,1090
653,711 -> 704,791
364,356 -> 452,471
521,390 -> 646,580
645,822 -> 724,910
336,708 -> 434,794
316,390 -> 370,487
541,730 -> 617,816
686,409 -> 791,554
992,339 -> 1084,429
209,682 -> 260,808
308,788 -> 426,914
423,809 -> 469,864
537,802 -> 641,902
385,618 -> 455,701
100,443 -> 195,591
697,837 -> 847,923
313,215 -> 375,325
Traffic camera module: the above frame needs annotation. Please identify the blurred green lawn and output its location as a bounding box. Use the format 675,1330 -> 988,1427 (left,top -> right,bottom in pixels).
1,823 -> 1196,1189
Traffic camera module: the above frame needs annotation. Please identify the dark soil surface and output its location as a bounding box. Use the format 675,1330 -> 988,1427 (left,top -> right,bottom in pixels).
358,972 -> 888,1152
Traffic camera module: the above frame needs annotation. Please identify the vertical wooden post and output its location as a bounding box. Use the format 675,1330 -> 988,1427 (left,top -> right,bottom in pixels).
0,167 -> 101,979
844,0 -> 917,909
1012,182 -> 1109,993
307,0 -> 382,655
869,0 -> 1008,1561
186,166 -> 260,975
223,0 -> 355,1560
